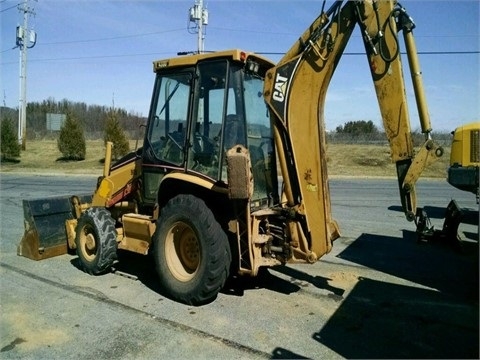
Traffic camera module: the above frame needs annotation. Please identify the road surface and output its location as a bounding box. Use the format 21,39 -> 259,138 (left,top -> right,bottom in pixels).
0,173 -> 478,359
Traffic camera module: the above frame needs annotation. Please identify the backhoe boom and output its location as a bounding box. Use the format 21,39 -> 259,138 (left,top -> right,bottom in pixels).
264,0 -> 442,258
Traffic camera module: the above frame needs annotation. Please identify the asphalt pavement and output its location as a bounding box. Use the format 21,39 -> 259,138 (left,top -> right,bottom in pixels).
0,173 -> 478,359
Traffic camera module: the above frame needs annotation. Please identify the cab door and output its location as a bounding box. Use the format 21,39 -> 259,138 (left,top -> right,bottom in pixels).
142,70 -> 193,204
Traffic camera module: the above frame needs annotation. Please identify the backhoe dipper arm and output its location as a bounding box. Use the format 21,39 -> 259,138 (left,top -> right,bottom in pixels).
263,0 -> 442,259
355,0 -> 443,220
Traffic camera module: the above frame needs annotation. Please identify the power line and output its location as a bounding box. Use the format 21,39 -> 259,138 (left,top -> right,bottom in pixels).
0,2 -> 20,12
0,27 -> 185,54
407,51 -> 480,55
2,51 -> 172,64
37,28 -> 185,46
2,49 -> 478,66
2,23 -> 476,50
257,50 -> 480,56
209,26 -> 479,39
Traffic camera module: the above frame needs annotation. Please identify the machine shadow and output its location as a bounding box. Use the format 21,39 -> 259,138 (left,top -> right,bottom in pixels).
388,204 -> 448,219
71,251 -> 164,295
315,230 -> 478,358
337,231 -> 478,301
222,265 -> 345,299
222,268 -> 301,298
71,250 -> 346,303
314,276 -> 479,359
108,252 -> 306,300
270,347 -> 309,359
70,228 -> 477,310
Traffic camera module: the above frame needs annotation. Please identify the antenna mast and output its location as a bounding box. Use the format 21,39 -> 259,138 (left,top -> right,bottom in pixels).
188,0 -> 208,53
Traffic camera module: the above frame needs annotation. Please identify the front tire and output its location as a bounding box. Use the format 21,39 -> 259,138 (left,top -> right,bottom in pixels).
75,207 -> 117,275
153,194 -> 231,305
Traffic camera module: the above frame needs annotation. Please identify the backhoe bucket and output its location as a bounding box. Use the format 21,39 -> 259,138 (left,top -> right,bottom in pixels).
17,194 -> 92,260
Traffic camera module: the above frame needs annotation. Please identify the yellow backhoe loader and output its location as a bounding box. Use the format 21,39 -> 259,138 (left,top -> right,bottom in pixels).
19,0 -> 453,305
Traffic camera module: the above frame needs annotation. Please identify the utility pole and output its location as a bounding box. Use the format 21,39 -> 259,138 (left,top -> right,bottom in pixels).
188,0 -> 208,54
16,0 -> 37,150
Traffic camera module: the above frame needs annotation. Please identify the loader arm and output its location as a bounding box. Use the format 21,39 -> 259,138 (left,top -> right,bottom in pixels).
264,0 -> 442,258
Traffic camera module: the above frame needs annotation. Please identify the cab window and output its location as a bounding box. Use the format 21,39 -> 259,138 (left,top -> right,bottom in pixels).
147,72 -> 191,165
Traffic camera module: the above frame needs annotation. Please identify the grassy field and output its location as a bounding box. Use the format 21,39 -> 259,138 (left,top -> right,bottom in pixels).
0,139 -> 450,179
326,143 -> 450,178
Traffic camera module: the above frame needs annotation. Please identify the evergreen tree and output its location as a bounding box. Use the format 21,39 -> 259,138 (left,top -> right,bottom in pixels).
104,109 -> 130,160
57,112 -> 86,160
1,117 -> 21,161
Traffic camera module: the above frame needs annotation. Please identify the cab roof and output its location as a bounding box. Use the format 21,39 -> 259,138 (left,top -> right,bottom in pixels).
153,49 -> 275,72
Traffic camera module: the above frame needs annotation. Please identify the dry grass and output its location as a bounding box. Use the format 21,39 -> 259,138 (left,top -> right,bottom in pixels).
326,143 -> 450,178
0,140 -> 450,179
0,140 -> 141,175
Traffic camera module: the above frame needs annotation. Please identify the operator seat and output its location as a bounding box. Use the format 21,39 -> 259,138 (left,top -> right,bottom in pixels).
224,114 -> 245,150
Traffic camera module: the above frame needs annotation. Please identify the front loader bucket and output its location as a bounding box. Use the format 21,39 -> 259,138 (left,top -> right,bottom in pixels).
17,194 -> 92,260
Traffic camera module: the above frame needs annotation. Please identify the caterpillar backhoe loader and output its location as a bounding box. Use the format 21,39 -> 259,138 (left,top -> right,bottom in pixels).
19,0 -> 447,305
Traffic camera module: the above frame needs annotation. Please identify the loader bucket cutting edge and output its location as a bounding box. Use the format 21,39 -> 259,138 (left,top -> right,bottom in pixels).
17,194 -> 92,260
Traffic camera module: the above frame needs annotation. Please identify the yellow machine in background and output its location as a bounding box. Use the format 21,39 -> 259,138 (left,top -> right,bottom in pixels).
19,0 -> 451,305
448,122 -> 479,201
415,121 -> 479,243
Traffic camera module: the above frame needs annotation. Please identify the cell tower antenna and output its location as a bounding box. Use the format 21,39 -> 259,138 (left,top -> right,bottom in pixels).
188,0 -> 208,54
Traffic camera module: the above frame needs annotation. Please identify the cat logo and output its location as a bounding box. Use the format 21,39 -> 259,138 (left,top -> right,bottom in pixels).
272,73 -> 288,102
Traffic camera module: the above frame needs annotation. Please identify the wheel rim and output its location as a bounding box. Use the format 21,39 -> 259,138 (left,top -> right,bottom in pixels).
79,225 -> 97,262
165,221 -> 200,282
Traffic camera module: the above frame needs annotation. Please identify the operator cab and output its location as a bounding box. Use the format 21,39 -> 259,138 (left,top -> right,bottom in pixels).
142,50 -> 278,208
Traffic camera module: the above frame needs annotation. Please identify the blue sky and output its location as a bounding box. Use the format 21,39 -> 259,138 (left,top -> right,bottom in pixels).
1,0 -> 479,132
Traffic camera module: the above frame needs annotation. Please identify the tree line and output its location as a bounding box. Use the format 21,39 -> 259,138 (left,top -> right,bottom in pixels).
0,98 -> 146,141
0,98 -> 138,161
1,100 -> 452,161
328,119 -> 451,146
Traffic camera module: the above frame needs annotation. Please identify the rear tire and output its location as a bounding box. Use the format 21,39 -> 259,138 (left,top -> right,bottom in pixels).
153,194 -> 231,305
75,207 -> 117,275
